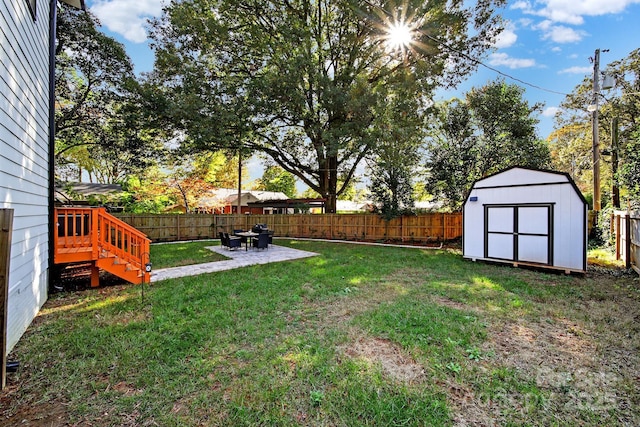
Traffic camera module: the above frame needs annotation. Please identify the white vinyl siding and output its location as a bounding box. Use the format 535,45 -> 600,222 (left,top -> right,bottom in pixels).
0,0 -> 51,352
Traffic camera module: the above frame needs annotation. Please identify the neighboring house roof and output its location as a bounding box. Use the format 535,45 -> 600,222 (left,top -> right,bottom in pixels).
55,182 -> 122,203
415,200 -> 443,211
336,200 -> 370,212
248,198 -> 326,210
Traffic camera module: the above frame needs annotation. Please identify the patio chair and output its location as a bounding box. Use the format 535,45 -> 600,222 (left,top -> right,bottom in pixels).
219,231 -> 227,248
233,229 -> 247,244
252,232 -> 269,250
224,232 -> 242,250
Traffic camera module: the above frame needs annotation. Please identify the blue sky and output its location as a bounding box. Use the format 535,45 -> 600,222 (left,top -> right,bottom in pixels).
85,0 -> 640,182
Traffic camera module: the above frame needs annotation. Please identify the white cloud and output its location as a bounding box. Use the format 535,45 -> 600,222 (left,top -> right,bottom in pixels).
558,66 -> 592,74
90,0 -> 165,43
535,20 -> 586,43
488,53 -> 536,69
519,0 -> 640,24
511,1 -> 533,12
542,106 -> 560,117
495,23 -> 518,48
518,18 -> 534,27
546,25 -> 585,43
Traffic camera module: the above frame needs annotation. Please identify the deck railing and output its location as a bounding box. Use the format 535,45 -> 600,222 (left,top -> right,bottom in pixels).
54,207 -> 151,284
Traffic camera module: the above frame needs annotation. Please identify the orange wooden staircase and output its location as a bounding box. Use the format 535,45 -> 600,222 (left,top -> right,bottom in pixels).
54,207 -> 151,287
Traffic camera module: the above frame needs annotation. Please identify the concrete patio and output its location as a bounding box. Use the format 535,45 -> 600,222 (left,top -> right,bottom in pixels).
150,243 -> 319,282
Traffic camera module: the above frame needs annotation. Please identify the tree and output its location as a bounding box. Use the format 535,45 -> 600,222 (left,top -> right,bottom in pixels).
424,80 -> 550,210
255,165 -> 298,198
548,123 -> 592,194
119,169 -> 176,213
162,151 -> 250,212
423,99 -> 479,210
191,151 -> 249,189
619,130 -> 640,206
368,155 -> 415,220
553,48 -> 640,208
55,6 -> 162,183
366,77 -> 422,219
150,0 -> 505,212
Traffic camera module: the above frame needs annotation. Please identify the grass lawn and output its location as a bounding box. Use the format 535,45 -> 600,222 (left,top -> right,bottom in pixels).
1,240 -> 639,426
150,240 -> 228,269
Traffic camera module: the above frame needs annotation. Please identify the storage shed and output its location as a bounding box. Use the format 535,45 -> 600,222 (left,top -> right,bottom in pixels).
463,167 -> 587,273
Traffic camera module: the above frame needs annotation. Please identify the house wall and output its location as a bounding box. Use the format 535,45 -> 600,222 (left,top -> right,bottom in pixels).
0,0 -> 51,352
463,168 -> 587,271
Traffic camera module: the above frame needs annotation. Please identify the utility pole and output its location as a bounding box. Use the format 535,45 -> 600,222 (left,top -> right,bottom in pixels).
590,48 -> 610,213
592,48 -> 602,213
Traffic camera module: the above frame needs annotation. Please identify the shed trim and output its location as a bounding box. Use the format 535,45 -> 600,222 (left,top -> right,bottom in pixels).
474,181 -> 572,190
463,166 -> 588,206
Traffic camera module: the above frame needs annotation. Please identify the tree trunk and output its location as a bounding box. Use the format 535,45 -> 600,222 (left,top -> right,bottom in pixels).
327,155 -> 338,213
317,154 -> 338,213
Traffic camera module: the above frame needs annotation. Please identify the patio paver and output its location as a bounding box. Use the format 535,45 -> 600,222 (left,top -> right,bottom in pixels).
150,243 -> 319,282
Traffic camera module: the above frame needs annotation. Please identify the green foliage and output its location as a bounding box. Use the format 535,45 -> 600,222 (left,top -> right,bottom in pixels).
55,7 -> 160,184
53,10 -> 170,187
548,122 -> 592,195
255,165 -> 298,198
424,80 -> 551,210
118,172 -> 175,213
150,0 -> 505,212
554,48 -> 640,208
367,76 -> 422,219
619,130 -> 640,206
368,162 -> 416,220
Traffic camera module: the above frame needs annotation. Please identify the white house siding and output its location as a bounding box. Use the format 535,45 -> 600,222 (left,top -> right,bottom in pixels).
0,0 -> 51,352
463,168 -> 587,272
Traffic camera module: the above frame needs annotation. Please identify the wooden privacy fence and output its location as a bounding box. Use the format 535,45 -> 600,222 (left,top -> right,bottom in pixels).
114,213 -> 463,244
612,210 -> 640,275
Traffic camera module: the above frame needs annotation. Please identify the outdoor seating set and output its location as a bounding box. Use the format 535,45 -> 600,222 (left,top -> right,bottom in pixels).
218,224 -> 273,251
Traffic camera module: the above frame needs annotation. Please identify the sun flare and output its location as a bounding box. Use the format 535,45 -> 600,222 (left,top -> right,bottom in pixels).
386,22 -> 413,51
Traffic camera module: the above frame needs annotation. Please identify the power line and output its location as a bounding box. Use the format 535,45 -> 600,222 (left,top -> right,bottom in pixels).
422,33 -> 571,96
361,0 -> 571,97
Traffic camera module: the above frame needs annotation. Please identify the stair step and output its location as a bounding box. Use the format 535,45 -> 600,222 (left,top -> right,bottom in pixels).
55,207 -> 150,286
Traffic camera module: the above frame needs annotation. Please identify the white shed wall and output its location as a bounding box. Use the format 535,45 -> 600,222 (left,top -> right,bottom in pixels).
0,0 -> 51,352
463,168 -> 586,271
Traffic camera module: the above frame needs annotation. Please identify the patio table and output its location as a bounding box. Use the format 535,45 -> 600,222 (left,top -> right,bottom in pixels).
234,231 -> 259,251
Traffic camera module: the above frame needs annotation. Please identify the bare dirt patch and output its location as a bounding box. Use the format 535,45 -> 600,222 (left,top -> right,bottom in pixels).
447,271 -> 640,426
0,395 -> 70,427
341,336 -> 426,384
431,295 -> 482,313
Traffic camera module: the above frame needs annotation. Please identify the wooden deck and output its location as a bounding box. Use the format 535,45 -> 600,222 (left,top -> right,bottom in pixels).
54,207 -> 151,287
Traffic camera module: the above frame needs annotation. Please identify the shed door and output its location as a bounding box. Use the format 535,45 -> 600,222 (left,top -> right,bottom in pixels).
485,204 -> 553,265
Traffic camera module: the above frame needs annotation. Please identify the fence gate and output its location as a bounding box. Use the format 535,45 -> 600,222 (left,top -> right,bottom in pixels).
485,204 -> 553,265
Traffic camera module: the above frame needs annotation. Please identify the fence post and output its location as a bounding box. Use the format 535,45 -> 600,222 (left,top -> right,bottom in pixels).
625,212 -> 631,270
614,212 -> 621,261
0,209 -> 14,390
